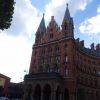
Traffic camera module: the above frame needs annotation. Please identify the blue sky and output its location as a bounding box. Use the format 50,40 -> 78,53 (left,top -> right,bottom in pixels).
0,0 -> 100,82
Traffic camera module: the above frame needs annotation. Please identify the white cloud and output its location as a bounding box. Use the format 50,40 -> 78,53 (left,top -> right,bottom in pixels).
4,0 -> 92,36
0,34 -> 32,82
97,4 -> 100,13
79,4 -> 100,39
0,0 -> 41,82
44,0 -> 92,25
3,0 -> 42,37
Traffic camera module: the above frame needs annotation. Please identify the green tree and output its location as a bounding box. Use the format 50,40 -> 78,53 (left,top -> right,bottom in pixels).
0,0 -> 15,30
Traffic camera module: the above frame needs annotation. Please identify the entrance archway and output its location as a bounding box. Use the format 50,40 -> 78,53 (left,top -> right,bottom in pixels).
64,88 -> 69,100
26,84 -> 32,100
43,84 -> 51,100
77,88 -> 85,100
56,86 -> 61,100
34,84 -> 41,100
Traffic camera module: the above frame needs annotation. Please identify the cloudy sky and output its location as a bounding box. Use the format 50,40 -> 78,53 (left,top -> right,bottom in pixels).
0,0 -> 100,83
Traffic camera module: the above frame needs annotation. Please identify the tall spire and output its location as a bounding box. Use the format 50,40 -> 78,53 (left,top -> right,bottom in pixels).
36,13 -> 46,34
63,3 -> 71,21
62,3 -> 74,38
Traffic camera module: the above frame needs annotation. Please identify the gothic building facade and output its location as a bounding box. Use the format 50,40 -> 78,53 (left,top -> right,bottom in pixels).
24,4 -> 100,100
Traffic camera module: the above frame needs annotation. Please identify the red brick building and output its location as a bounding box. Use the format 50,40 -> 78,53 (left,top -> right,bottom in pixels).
24,4 -> 100,100
0,73 -> 10,97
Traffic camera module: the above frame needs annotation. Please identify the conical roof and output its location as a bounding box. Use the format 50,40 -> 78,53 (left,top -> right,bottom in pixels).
37,13 -> 46,34
63,3 -> 71,21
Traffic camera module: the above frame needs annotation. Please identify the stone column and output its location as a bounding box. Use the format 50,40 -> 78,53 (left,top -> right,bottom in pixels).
85,90 -> 88,100
41,91 -> 43,100
59,92 -> 62,100
69,92 -> 75,100
51,90 -> 56,100
61,91 -> 64,100
98,92 -> 100,100
93,91 -> 96,100
88,91 -> 91,100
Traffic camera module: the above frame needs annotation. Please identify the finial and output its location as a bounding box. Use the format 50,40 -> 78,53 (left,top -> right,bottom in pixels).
66,3 -> 68,8
43,13 -> 45,17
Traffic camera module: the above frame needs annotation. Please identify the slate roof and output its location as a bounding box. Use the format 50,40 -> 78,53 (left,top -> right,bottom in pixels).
36,13 -> 46,34
63,3 -> 71,21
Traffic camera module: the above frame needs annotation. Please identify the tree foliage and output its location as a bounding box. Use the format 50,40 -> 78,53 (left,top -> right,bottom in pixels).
0,0 -> 15,30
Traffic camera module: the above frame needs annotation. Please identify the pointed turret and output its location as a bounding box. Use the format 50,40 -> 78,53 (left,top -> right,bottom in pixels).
63,3 -> 70,21
35,14 -> 46,44
62,4 -> 74,38
36,13 -> 46,34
